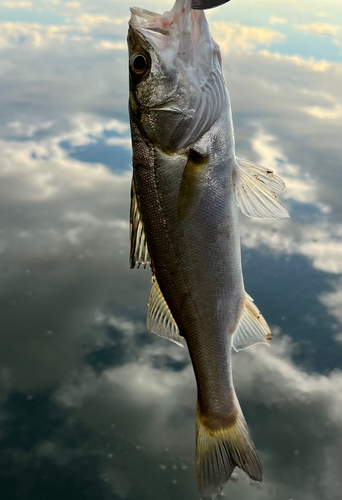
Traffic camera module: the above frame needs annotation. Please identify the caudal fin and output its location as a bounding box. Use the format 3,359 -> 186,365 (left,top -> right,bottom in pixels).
196,403 -> 263,500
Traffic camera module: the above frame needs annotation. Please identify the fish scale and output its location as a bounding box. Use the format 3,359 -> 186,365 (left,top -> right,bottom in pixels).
127,1 -> 288,498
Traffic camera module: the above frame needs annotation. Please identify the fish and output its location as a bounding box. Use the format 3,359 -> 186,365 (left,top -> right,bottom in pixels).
127,1 -> 289,498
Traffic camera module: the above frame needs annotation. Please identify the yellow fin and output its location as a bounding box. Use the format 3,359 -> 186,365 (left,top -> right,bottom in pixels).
147,277 -> 185,347
196,404 -> 263,500
232,293 -> 272,352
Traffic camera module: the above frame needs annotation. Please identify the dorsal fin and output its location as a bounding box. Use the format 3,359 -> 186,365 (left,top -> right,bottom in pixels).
130,179 -> 151,269
234,157 -> 289,219
147,277 -> 185,347
232,293 -> 272,352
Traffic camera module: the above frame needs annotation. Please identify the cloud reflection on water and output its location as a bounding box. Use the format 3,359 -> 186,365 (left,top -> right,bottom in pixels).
0,0 -> 341,499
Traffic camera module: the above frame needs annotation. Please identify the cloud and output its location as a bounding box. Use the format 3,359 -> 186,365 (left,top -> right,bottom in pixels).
0,3 -> 341,500
294,22 -> 340,36
293,22 -> 342,49
59,114 -> 130,146
250,131 -> 318,204
105,136 -> 131,149
0,21 -> 128,52
304,104 -> 342,121
0,22 -> 75,49
53,311 -> 342,500
0,116 -> 138,400
65,1 -> 81,8
7,120 -> 54,137
269,16 -> 287,25
0,115 -> 131,201
75,13 -> 127,31
212,22 -> 286,53
0,1 -> 32,8
319,279 -> 342,327
256,50 -> 339,72
241,217 -> 342,276
299,241 -> 342,274
94,40 -> 127,51
233,131 -> 342,277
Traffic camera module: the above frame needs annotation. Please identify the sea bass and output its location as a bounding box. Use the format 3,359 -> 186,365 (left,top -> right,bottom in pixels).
127,1 -> 288,498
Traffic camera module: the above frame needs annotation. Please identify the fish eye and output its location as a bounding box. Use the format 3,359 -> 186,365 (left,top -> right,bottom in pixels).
131,53 -> 149,74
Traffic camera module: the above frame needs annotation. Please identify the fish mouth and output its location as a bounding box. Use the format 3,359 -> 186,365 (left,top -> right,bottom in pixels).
129,6 -> 172,45
129,6 -> 171,36
129,6 -> 172,52
129,0 -> 206,59
130,7 -> 165,29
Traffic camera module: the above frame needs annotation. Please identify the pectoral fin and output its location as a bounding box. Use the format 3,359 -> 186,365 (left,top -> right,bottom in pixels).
232,294 -> 272,352
234,157 -> 289,219
130,179 -> 151,269
147,277 -> 185,347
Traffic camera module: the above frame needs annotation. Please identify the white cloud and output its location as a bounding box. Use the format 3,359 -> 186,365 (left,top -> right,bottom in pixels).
94,40 -> 126,51
60,114 -> 129,147
304,103 -> 342,121
105,136 -> 131,149
0,1 -> 32,8
65,1 -> 81,8
212,22 -> 286,53
0,115 -> 137,398
75,13 -> 127,31
299,241 -> 342,274
256,50 -> 339,72
0,19 -> 127,51
251,131 -> 318,204
269,16 -> 287,25
294,22 -> 342,48
0,22 -> 74,49
0,14 -> 341,491
53,312 -> 342,499
7,120 -> 54,137
319,279 -> 342,326
294,22 -> 340,36
0,114 -> 131,210
236,131 -> 342,276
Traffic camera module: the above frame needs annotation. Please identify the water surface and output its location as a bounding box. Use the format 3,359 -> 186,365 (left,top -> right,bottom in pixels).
0,1 -> 342,499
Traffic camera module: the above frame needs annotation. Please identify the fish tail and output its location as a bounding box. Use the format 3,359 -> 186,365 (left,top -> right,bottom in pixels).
196,399 -> 263,500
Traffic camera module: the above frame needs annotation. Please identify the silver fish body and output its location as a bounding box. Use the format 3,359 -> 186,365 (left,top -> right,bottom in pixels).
128,2 -> 288,498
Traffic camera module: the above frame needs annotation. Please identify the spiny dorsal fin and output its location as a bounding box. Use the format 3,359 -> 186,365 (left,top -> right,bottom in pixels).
130,179 -> 151,269
147,277 -> 185,347
232,293 -> 272,352
234,157 -> 289,219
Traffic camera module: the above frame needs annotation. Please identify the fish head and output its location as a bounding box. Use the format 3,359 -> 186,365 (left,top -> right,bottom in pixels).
128,0 -> 226,153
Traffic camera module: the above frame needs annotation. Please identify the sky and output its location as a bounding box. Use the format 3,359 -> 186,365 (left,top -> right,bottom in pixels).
0,1 -> 341,499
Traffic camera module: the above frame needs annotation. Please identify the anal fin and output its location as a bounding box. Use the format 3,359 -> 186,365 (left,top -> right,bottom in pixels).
147,277 -> 185,347
232,293 -> 272,352
234,157 -> 289,219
